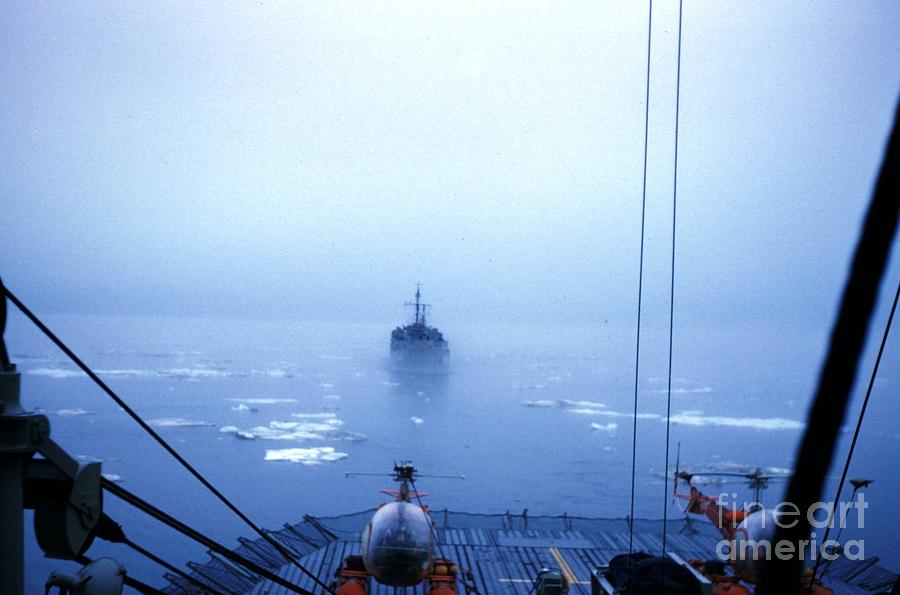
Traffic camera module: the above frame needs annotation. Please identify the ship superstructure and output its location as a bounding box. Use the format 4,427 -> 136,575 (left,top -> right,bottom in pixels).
390,286 -> 448,362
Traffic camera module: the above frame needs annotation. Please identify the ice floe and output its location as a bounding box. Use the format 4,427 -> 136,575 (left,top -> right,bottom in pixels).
591,422 -> 618,432
521,399 -> 608,410
148,417 -> 215,428
230,403 -> 258,412
220,414 -> 365,442
226,398 -> 298,404
55,408 -> 91,416
666,414 -> 803,430
264,446 -> 348,465
560,399 -> 608,409
291,412 -> 339,420
28,368 -> 85,379
410,417 -> 425,425
648,387 -> 713,394
29,365 -> 298,381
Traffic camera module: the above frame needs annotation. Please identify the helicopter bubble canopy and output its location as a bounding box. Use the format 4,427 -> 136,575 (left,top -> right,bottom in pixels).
733,510 -> 779,579
362,501 -> 434,586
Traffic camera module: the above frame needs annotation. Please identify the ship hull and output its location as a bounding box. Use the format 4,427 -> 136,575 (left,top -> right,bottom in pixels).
390,342 -> 449,374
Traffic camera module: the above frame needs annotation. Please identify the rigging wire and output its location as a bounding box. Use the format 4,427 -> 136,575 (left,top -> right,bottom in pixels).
809,279 -> 900,586
101,478 -> 312,594
409,472 -> 478,593
627,0 -> 654,570
409,476 -> 445,562
661,0 -> 684,557
122,538 -> 223,594
0,285 -> 332,595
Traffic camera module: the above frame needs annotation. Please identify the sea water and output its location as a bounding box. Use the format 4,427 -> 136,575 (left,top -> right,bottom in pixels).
7,313 -> 898,591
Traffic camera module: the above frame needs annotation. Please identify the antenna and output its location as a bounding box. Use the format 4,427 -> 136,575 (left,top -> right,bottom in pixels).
404,285 -> 432,326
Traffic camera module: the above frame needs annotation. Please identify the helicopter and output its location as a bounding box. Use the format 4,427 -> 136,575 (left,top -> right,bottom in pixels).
671,467 -> 837,595
334,462 -> 466,595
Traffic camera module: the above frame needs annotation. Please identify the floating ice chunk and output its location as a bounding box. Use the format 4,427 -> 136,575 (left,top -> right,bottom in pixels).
102,473 -> 124,482
560,399 -> 608,409
648,387 -> 713,394
94,368 -> 155,377
222,413 -> 361,442
591,422 -> 618,432
410,417 -> 425,425
265,446 -> 348,465
148,417 -> 214,428
221,426 -> 258,440
291,412 -> 338,419
161,368 -> 232,380
230,398 -> 296,405
28,368 -> 85,379
665,414 -> 803,430
322,395 -> 341,400
55,408 -> 91,416
231,403 -> 259,412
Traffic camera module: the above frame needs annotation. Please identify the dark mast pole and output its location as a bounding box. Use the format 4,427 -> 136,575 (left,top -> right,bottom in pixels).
757,104 -> 899,592
415,285 -> 421,325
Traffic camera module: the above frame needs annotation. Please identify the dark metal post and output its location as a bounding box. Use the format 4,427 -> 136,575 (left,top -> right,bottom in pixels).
1,280 -> 48,594
0,364 -> 25,595
757,105 -> 900,592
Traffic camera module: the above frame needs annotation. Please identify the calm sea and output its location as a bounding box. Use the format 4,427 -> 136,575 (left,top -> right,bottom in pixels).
7,313 -> 898,591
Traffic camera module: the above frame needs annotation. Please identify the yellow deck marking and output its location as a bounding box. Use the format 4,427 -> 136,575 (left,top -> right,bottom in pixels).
549,547 -> 591,585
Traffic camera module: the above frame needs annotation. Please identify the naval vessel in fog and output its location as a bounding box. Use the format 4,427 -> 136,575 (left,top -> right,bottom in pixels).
390,286 -> 449,364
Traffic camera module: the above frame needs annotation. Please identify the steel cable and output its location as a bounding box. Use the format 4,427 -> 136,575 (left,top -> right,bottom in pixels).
1,284 -> 331,594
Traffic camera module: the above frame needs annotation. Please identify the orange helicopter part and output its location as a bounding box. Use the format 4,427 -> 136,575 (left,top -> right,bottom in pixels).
335,556 -> 460,595
336,578 -> 367,595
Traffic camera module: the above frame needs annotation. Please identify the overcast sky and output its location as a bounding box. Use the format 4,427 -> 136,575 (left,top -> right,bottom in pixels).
2,1 -> 898,327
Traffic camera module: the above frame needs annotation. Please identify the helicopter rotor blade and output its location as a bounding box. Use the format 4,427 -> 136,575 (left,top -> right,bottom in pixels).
415,474 -> 466,480
687,471 -> 792,479
345,472 -> 395,478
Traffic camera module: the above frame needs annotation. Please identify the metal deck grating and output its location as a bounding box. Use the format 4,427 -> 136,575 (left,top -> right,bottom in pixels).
245,516 -> 722,595
163,511 -> 898,594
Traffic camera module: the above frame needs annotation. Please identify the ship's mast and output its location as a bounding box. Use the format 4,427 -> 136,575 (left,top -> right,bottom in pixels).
405,284 -> 430,326
415,285 -> 421,325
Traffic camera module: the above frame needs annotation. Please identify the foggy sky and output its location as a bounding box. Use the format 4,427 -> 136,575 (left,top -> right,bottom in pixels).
2,1 -> 899,327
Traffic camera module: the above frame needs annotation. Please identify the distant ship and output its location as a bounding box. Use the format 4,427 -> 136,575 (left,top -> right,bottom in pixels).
390,286 -> 449,362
